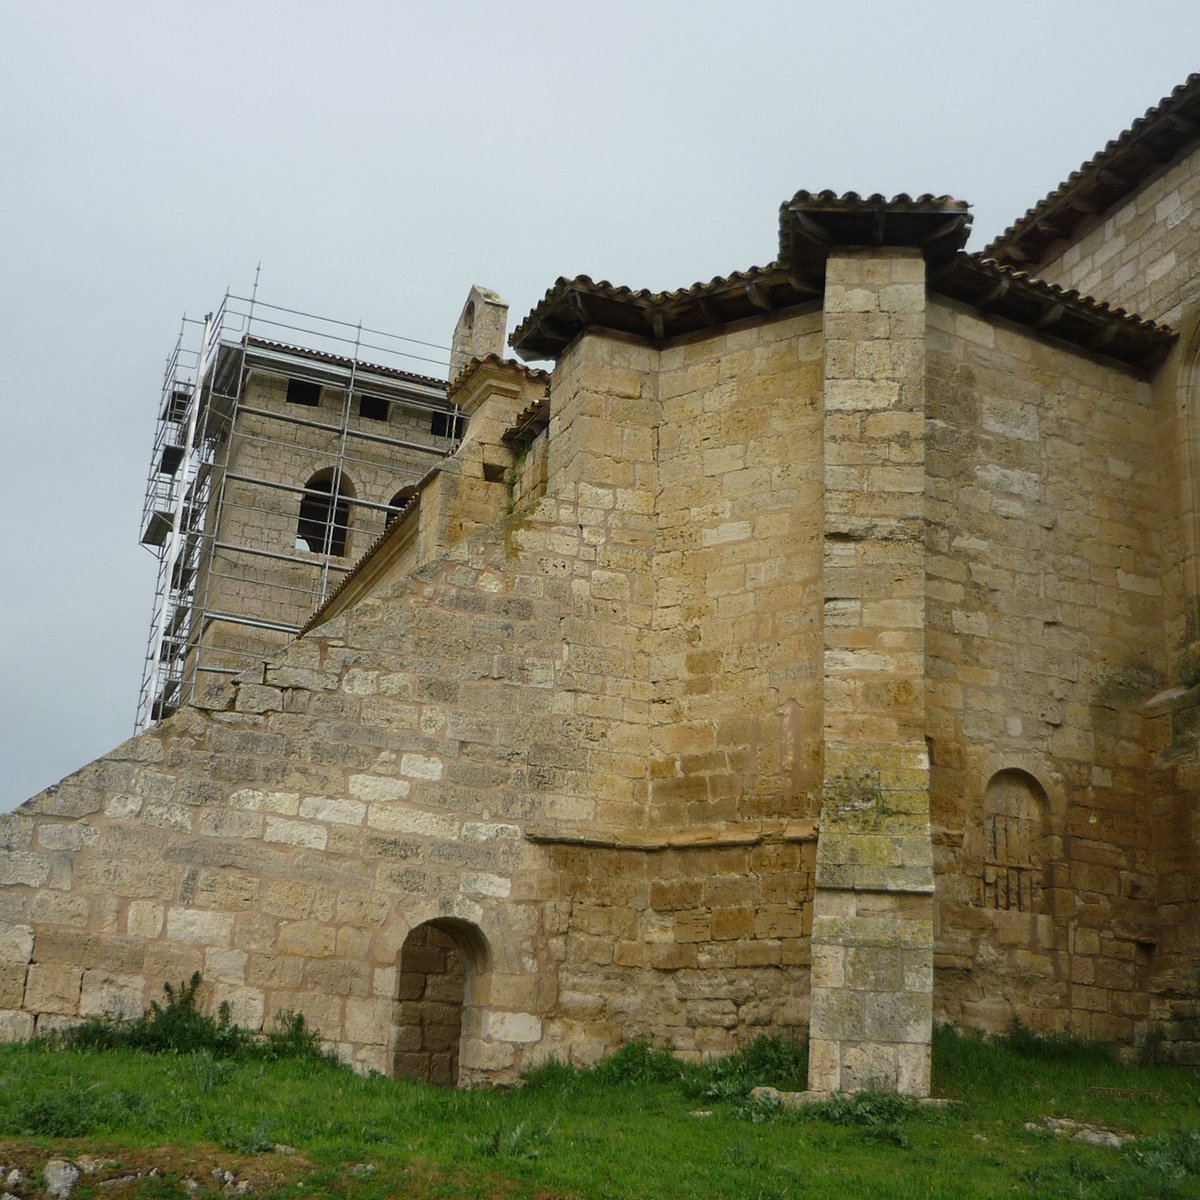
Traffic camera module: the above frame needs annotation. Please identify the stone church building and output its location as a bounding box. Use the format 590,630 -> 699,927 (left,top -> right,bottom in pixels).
4,75 -> 1200,1097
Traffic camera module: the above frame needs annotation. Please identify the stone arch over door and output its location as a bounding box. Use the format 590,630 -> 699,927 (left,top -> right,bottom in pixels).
393,918 -> 490,1087
977,768 -> 1049,913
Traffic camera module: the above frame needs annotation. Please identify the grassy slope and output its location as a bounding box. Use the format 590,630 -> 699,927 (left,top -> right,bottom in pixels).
2,1028 -> 1200,1199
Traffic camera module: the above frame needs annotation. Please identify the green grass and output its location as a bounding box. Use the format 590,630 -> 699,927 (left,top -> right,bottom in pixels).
2,1025 -> 1200,1198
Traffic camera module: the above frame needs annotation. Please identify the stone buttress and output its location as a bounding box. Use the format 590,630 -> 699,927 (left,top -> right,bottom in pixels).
808,247 -> 934,1096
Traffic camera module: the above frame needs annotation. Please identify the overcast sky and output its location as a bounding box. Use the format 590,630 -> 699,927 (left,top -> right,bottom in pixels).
2,1 -> 1198,809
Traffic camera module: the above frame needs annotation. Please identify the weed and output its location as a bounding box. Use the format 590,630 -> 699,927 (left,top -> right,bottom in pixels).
261,1009 -> 326,1061
54,973 -> 327,1063
996,1019 -> 1117,1068
804,1091 -> 921,1128
681,1036 -> 808,1103
1126,1130 -> 1200,1178
520,1057 -> 584,1095
1066,1152 -> 1109,1182
469,1121 -> 553,1159
167,1049 -> 235,1092
3,1023 -> 1200,1200
593,1039 -> 681,1085
211,1117 -> 278,1155
6,1078 -> 141,1137
725,1143 -> 771,1170
859,1122 -> 913,1149
795,1091 -> 932,1150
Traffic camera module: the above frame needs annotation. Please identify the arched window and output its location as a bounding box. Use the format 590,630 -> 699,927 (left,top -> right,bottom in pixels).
979,769 -> 1047,912
385,487 -> 415,528
295,469 -> 353,557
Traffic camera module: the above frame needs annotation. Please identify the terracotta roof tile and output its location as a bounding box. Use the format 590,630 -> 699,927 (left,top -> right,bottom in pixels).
986,74 -> 1200,269
245,336 -> 449,391
935,253 -> 1175,367
446,354 -> 550,401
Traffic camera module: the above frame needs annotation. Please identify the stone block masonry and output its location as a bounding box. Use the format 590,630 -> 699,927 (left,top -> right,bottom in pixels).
5,171 -> 1200,1084
810,249 -> 934,1096
0,318 -> 828,1080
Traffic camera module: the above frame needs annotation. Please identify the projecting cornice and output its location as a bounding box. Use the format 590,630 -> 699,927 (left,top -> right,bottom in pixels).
778,190 -> 973,279
933,253 -> 1176,368
509,263 -> 821,363
510,192 -> 1174,369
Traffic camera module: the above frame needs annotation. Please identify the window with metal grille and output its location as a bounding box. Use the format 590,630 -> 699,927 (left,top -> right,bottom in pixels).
980,769 -> 1046,912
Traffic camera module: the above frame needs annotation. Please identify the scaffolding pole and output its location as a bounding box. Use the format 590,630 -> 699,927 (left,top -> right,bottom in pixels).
136,291 -> 456,732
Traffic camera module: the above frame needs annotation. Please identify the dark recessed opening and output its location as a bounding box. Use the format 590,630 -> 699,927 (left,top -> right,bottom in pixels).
395,923 -> 465,1086
431,411 -> 468,439
159,445 -> 185,475
482,463 -> 507,483
359,394 -> 389,421
296,473 -> 351,557
287,379 -> 322,407
386,487 -> 415,527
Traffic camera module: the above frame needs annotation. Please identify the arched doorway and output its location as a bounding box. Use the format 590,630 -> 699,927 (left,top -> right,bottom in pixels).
394,920 -> 487,1086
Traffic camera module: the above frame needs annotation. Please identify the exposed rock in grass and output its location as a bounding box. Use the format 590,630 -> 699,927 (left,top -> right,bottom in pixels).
44,1159 -> 80,1199
1024,1117 -> 1135,1147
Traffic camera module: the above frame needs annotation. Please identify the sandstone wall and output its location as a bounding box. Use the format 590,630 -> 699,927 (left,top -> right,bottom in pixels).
924,296 -> 1184,1041
1,317 -> 828,1078
1034,144 -> 1200,326
651,309 -> 825,827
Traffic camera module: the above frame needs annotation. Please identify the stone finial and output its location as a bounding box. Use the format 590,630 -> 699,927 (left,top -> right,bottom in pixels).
450,287 -> 508,382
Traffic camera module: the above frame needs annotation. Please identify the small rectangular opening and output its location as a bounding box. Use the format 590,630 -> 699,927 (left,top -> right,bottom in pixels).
359,394 -> 389,421
483,462 -> 507,483
159,445 -> 185,475
431,411 -> 468,439
287,378 -> 322,407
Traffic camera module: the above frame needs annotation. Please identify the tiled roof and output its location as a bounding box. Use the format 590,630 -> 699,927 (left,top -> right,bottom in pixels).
503,396 -> 550,444
779,191 -> 973,276
244,336 -> 449,391
510,246 -> 1174,371
509,263 -> 819,361
935,253 -> 1176,368
446,353 -> 551,402
985,74 -> 1200,269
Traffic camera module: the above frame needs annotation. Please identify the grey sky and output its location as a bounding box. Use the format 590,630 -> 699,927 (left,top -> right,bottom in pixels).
2,0 -> 1198,809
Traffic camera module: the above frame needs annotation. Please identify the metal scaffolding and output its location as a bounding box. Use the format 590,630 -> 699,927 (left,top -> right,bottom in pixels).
136,290 -> 457,732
